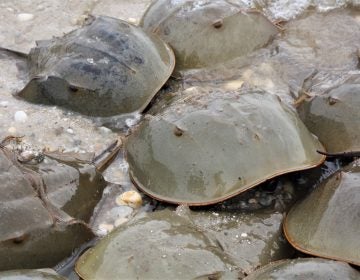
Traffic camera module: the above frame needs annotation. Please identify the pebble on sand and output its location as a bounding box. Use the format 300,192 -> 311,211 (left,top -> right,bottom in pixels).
116,191 -> 142,208
14,111 -> 28,122
17,13 -> 34,21
8,127 -> 17,134
0,101 -> 9,107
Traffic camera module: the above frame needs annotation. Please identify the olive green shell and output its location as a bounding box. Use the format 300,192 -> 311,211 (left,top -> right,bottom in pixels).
17,16 -> 175,117
0,269 -> 66,280
75,210 -> 241,280
299,83 -> 360,153
244,258 -> 360,280
125,87 -> 325,205
284,161 -> 360,265
0,146 -> 106,270
140,0 -> 279,71
186,209 -> 292,274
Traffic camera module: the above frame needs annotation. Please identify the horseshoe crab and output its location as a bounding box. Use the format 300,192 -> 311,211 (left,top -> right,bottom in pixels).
75,209 -> 242,279
0,138 -> 120,270
0,269 -> 66,279
243,258 -> 360,279
140,0 -> 279,71
15,15 -> 175,117
283,160 -> 360,265
125,87 -> 325,205
176,206 -> 292,274
298,83 -> 360,153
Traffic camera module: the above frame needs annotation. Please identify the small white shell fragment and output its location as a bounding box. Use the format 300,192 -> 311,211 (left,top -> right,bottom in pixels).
98,126 -> 112,134
14,111 -> 28,122
8,127 -> 17,134
224,79 -> 244,90
66,128 -> 74,134
241,232 -> 248,238
116,190 -> 142,208
18,150 -> 36,162
97,223 -> 114,236
17,13 -> 34,21
0,101 -> 9,107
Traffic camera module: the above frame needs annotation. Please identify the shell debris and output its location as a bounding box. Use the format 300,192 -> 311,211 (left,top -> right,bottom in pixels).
116,190 -> 142,208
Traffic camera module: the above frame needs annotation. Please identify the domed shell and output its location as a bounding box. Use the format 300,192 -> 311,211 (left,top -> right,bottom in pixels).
299,83 -> 360,153
283,161 -> 360,265
125,87 -> 325,205
17,16 -> 175,117
140,0 -> 279,71
0,144 -> 104,270
75,210 -> 239,279
243,258 -> 360,280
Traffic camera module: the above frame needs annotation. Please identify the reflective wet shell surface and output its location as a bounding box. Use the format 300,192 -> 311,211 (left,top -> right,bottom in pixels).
0,269 -> 66,280
299,83 -> 360,153
182,207 -> 292,274
284,161 -> 360,265
17,16 -> 175,117
140,0 -> 279,71
126,87 -> 325,205
0,145 -> 106,270
75,210 -> 240,280
243,258 -> 360,280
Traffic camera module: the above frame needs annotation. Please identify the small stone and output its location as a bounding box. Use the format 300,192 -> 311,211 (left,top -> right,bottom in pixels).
18,150 -> 36,163
17,13 -> 34,21
224,79 -> 244,90
14,111 -> 28,122
128,18 -> 137,24
8,127 -> 17,134
66,128 -> 74,134
98,126 -> 111,134
241,233 -> 248,238
0,101 -> 9,107
259,196 -> 274,207
97,223 -> 114,236
125,113 -> 141,127
116,191 -> 142,208
248,198 -> 258,205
